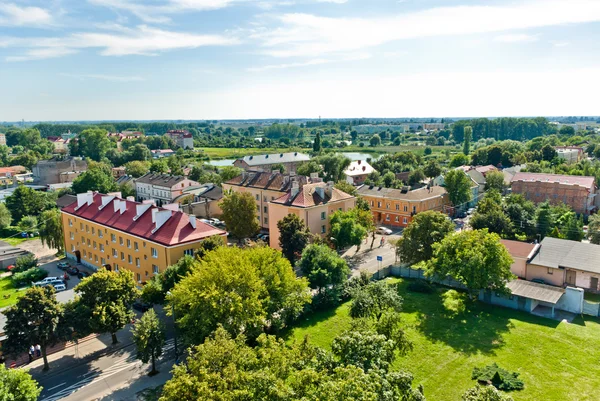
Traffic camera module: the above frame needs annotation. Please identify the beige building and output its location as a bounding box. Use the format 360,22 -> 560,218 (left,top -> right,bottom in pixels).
268,182 -> 356,249
223,172 -> 311,229
233,152 -> 310,173
32,157 -> 88,185
344,160 -> 375,185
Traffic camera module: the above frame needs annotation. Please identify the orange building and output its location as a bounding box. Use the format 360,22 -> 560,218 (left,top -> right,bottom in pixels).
268,182 -> 356,249
357,185 -> 449,227
61,192 -> 226,284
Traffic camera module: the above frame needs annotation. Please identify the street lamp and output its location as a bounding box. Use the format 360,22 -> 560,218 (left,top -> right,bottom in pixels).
166,291 -> 178,362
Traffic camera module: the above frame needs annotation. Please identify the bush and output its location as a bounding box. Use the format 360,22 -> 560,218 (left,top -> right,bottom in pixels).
11,267 -> 48,287
342,270 -> 371,300
407,279 -> 435,294
472,363 -> 524,391
14,254 -> 38,273
311,287 -> 343,311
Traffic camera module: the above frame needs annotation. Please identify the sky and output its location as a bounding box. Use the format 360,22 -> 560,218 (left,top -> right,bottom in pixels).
1,0 -> 600,121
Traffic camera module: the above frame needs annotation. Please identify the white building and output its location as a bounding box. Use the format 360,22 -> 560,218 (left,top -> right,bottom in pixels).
135,173 -> 200,206
166,130 -> 194,150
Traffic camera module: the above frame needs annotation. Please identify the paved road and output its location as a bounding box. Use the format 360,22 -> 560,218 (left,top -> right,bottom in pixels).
343,230 -> 401,276
37,339 -> 175,401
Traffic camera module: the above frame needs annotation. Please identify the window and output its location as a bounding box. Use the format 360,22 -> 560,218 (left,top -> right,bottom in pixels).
69,219 -> 73,227
256,205 -> 260,212
136,273 -> 141,282
184,249 -> 194,256
70,232 -> 74,240
100,244 -> 104,252
101,258 -> 105,265
386,215 -> 390,221
412,206 -> 416,213
91,227 -> 95,235
403,205 -> 408,212
119,237 -> 124,245
134,242 -> 139,251
111,234 -> 116,243
80,223 -> 83,230
271,196 -> 275,201
264,206 -> 268,213
396,204 -> 399,211
403,217 -> 407,224
121,252 -> 125,260
136,258 -> 140,267
255,194 -> 259,200
321,211 -> 326,220
377,202 -> 381,208
86,225 -> 89,232
263,196 -> 267,202
395,216 -> 399,222
127,239 -> 131,248
370,201 -> 374,207
87,239 -> 90,246
98,231 -> 103,238
152,265 -> 159,274
81,236 -> 85,243
71,244 -> 75,252
93,241 -> 97,249
145,271 -> 149,277
128,255 -> 132,264
264,217 -> 268,224
95,255 -> 98,262
114,264 -> 119,272
143,242 -> 146,248
83,250 -> 87,257
386,203 -> 390,209
151,248 -> 158,258
547,268 -> 553,275
113,249 -> 117,257
321,225 -> 326,234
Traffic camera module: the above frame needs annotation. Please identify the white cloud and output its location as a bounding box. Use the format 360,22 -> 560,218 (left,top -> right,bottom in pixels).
0,3 -> 53,26
247,52 -> 369,71
316,0 -> 347,3
494,33 -> 538,43
256,0 -> 600,57
59,73 -> 145,82
551,40 -> 570,47
4,25 -> 239,61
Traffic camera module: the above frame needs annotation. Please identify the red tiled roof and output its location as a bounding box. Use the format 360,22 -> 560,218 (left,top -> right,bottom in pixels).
225,172 -> 309,192
500,239 -> 538,260
273,183 -> 354,208
512,172 -> 595,189
62,192 -> 225,246
475,165 -> 498,175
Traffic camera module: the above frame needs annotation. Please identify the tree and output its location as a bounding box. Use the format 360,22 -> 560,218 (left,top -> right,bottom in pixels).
124,160 -> 150,177
298,244 -> 350,293
449,153 -> 470,167
219,165 -> 243,182
71,169 -> 118,194
484,170 -> 506,192
463,126 -> 472,155
38,209 -> 64,253
129,144 -> 152,162
5,185 -> 54,221
194,235 -> 226,259
313,131 -> 322,152
427,229 -> 514,298
219,191 -> 260,240
334,180 -> 358,196
149,159 -> 169,173
563,213 -> 584,242
535,202 -> 554,239
132,309 -> 165,376
74,268 -> 139,344
559,125 -> 575,136
75,128 -> 113,161
0,203 -> 12,228
332,329 -> 396,372
14,254 -> 38,272
424,160 -> 442,179
329,209 -> 368,251
370,134 -> 381,147
313,154 -> 352,182
3,286 -> 63,370
462,385 -> 514,401
588,214 -> 600,244
408,169 -> 426,186
169,246 -> 310,344
397,210 -> 454,264
167,156 -> 183,176
470,190 -> 513,237
444,169 -> 472,208
18,215 -> 37,232
277,214 -> 311,263
141,255 -> 197,305
350,280 -> 402,322
0,364 -> 42,401
541,144 -> 557,162
297,160 -> 323,177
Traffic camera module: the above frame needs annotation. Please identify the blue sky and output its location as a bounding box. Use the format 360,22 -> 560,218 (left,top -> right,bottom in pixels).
1,0 -> 600,121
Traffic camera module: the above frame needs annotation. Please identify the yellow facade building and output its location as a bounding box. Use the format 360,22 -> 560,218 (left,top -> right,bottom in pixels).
61,192 -> 226,284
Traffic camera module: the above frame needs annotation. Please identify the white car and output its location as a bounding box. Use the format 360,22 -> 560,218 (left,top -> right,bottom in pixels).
34,277 -> 60,286
53,284 -> 66,292
376,227 -> 393,235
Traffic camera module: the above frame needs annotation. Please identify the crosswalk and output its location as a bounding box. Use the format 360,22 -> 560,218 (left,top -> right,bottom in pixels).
40,339 -> 175,401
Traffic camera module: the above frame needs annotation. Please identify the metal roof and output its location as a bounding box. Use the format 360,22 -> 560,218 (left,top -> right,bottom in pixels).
529,237 -> 600,274
507,280 -> 565,304
238,152 -> 310,166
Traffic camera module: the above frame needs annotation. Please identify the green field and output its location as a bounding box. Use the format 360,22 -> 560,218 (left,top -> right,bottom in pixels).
199,147 -> 311,160
287,278 -> 600,401
0,276 -> 25,308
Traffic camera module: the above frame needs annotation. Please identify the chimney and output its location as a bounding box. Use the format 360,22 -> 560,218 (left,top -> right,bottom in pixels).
107,191 -> 122,199
358,160 -> 362,165
291,181 -> 300,198
189,215 -> 197,229
152,210 -> 172,233
75,191 -> 94,210
134,203 -> 153,221
142,199 -> 156,206
99,195 -> 115,210
152,208 -> 158,223
325,181 -> 334,198
126,196 -> 135,202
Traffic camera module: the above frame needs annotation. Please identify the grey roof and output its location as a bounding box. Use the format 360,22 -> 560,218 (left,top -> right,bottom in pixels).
357,185 -> 447,201
116,175 -> 136,185
135,173 -> 187,187
529,237 -> 600,274
237,152 -> 310,166
181,184 -> 223,200
506,279 -> 565,304
57,194 -> 77,208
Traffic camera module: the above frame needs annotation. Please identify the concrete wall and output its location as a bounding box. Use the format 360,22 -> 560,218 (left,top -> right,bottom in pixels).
525,263 -> 565,286
555,287 -> 584,314
572,269 -> 600,291
510,257 -> 527,278
511,180 -> 595,215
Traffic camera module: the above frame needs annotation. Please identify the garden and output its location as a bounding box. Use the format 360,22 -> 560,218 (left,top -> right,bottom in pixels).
287,278 -> 600,401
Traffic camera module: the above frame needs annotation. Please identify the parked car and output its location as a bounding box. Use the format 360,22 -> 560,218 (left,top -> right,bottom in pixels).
67,267 -> 80,276
53,284 -> 66,292
209,218 -> 223,226
531,278 -> 546,285
77,271 -> 91,280
376,227 -> 393,235
456,211 -> 467,218
34,276 -> 60,286
467,208 -> 475,215
57,261 -> 71,270
132,300 -> 152,312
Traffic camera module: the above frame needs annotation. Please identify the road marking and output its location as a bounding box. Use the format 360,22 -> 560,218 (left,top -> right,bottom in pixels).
45,383 -> 66,391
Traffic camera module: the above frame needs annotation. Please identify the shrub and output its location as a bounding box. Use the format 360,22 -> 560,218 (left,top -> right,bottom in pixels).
11,267 -> 48,287
342,270 -> 371,300
407,279 -> 435,294
14,254 -> 38,273
311,287 -> 343,311
472,363 -> 524,391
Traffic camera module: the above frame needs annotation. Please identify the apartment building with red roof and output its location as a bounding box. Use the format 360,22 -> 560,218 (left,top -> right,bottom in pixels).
61,191 -> 226,284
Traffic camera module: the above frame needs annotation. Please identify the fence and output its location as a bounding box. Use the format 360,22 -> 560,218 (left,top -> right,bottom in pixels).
582,300 -> 600,317
372,264 -> 467,290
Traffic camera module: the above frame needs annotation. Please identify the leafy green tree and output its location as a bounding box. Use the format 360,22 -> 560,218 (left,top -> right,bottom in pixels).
297,160 -> 323,177
370,134 -> 382,147
484,170 -> 506,192
559,125 -> 575,136
18,215 -> 37,232
350,280 -> 402,322
74,268 -> 139,344
298,244 -> 350,293
219,191 -> 259,240
169,246 -> 310,344
588,214 -> 600,244
71,169 -> 118,194
408,169 -> 426,186
463,126 -> 472,155
334,180 -> 358,196
424,160 -> 442,179
541,144 -> 557,162
0,202 -> 12,228
14,254 -> 38,272
132,309 -> 165,376
313,154 -> 352,182
562,213 -> 584,242
449,153 -> 470,167
397,210 -> 454,264
5,185 -> 54,221
427,229 -> 514,298
0,364 -> 42,401
470,191 -> 513,237
313,131 -> 322,152
462,385 -> 514,401
124,160 -> 150,177
3,287 -> 63,370
329,209 -> 368,251
39,208 -> 64,253
194,235 -> 226,259
129,143 -> 152,162
332,329 -> 396,372
141,256 -> 197,305
535,202 -> 554,239
167,156 -> 183,175
149,159 -> 169,173
444,169 -> 473,208
219,165 -> 243,182
277,214 -> 311,263
74,128 -> 113,161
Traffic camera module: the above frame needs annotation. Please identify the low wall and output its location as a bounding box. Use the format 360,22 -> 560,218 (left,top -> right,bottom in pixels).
373,265 -> 466,290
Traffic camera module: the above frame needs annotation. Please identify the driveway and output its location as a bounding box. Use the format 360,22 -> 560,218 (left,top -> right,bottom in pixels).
343,229 -> 402,276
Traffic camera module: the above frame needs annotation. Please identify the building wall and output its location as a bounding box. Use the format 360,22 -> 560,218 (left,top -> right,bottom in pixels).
510,257 -> 527,278
511,180 -> 595,215
61,212 -> 214,284
525,263 -> 565,286
555,287 -> 584,314
136,178 -> 199,206
183,199 -> 222,219
347,173 -> 369,185
480,290 -> 534,312
222,183 -> 286,229
571,269 -> 600,291
360,193 -> 448,228
232,160 -> 306,174
268,198 -> 356,250
33,158 -> 88,185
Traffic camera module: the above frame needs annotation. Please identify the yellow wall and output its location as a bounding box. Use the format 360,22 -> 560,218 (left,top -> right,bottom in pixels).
360,193 -> 448,226
61,212 -> 215,284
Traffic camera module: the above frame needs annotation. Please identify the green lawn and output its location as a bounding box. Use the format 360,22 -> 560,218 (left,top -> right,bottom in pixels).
0,276 -> 25,308
200,147 -> 311,160
287,278 -> 600,401
0,236 -> 32,247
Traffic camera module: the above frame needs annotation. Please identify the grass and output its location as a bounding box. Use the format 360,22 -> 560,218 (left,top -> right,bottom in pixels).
286,278 -> 600,401
584,292 -> 600,303
0,236 -> 32,247
199,147 -> 311,160
0,275 -> 26,308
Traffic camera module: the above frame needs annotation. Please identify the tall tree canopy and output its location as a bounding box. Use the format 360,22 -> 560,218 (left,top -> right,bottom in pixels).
219,191 -> 260,240
70,128 -> 113,161
444,169 -> 473,208
132,309 -> 165,376
397,210 -> 455,265
39,208 -> 64,253
0,364 -> 42,401
329,208 -> 369,251
71,169 -> 118,194
5,185 -> 55,222
277,213 -> 311,263
298,244 -> 350,293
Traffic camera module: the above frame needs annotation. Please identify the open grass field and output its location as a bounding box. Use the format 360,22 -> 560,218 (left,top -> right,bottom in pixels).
0,275 -> 25,308
0,236 -> 32,247
286,278 -> 600,401
200,147 -> 311,160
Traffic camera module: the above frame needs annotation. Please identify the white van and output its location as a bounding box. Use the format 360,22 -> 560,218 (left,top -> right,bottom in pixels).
34,277 -> 60,286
